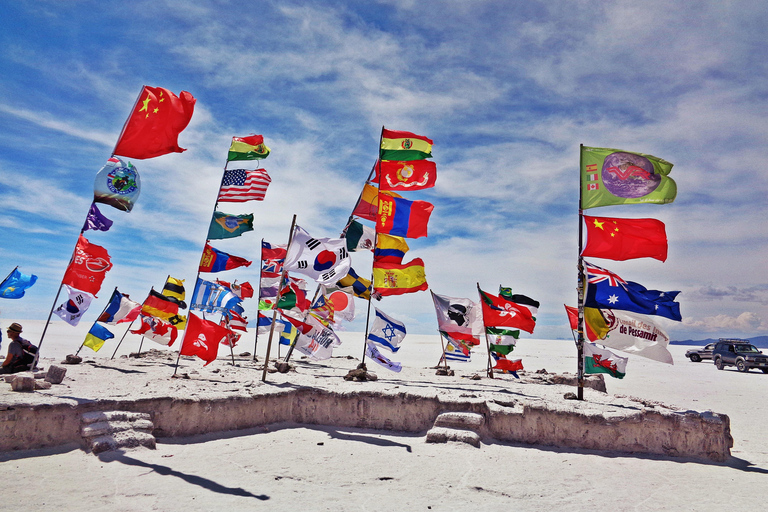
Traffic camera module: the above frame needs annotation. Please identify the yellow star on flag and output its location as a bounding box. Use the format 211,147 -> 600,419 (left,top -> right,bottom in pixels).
593,219 -> 604,230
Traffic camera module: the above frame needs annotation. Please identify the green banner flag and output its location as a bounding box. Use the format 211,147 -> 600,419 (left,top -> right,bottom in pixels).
207,211 -> 254,239
580,146 -> 676,209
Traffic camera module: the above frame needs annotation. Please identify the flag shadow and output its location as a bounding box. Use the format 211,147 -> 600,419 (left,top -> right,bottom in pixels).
97,450 -> 270,500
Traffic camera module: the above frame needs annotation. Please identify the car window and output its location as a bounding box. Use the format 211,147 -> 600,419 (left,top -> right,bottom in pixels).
736,344 -> 759,353
705,344 -> 715,350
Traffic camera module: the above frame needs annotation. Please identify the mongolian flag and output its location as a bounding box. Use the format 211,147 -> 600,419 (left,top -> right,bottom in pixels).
113,86 -> 196,160
582,215 -> 668,262
380,129 -> 433,161
199,244 -> 252,273
62,235 -> 113,296
373,258 -> 428,296
208,211 -> 254,240
478,287 -> 536,334
180,313 -> 227,365
375,159 -> 437,191
227,135 -> 271,161
377,195 -> 433,239
351,183 -> 401,222
581,146 -> 676,209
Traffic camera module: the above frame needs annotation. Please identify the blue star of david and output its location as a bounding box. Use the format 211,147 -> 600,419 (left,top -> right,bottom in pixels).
382,323 -> 397,342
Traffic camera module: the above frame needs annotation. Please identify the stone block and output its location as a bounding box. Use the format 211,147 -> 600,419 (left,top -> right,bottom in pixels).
11,376 -> 36,392
45,365 -> 67,384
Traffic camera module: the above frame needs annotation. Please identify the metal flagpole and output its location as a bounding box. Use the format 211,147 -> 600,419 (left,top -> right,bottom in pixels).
262,214 -> 297,382
253,239 -> 265,360
110,317 -> 138,360
0,266 -> 17,289
577,143 -> 586,401
477,283 -> 494,379
74,287 -> 117,357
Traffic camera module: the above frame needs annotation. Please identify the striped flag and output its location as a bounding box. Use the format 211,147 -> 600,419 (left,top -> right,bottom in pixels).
218,169 -> 272,202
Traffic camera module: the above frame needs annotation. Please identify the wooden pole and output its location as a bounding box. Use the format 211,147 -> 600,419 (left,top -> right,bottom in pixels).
262,214 -> 297,382
477,283 -> 494,379
253,239 -> 265,360
577,143 -> 586,401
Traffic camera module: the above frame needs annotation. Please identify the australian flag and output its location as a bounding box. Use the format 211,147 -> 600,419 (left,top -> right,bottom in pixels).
584,261 -> 682,321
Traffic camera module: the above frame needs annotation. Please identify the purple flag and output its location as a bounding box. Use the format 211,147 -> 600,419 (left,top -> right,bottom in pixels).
83,202 -> 114,232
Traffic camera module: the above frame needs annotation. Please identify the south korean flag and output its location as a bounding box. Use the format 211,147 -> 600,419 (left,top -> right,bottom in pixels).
284,225 -> 351,285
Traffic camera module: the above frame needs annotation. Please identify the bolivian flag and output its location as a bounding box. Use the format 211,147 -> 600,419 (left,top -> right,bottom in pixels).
380,129 -> 433,161
228,135 -> 270,161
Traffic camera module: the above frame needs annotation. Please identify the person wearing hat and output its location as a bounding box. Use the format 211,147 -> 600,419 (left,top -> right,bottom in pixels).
1,323 -> 35,374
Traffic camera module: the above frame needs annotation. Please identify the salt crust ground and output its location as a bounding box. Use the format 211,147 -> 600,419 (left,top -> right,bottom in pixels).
1,326 -> 767,511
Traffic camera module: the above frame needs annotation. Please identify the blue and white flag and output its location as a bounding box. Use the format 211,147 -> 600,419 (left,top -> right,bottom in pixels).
584,261 -> 682,321
190,279 -> 242,314
53,285 -> 95,326
367,308 -> 406,353
366,342 -> 402,372
443,338 -> 471,362
0,268 -> 38,299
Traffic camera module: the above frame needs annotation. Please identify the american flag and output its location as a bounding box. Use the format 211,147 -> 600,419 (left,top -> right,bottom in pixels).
218,169 -> 271,202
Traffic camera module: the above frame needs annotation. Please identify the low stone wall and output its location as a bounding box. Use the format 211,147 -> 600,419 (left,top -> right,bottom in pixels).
0,388 -> 732,461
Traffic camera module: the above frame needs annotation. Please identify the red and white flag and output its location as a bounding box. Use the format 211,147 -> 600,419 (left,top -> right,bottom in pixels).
181,313 -> 227,365
62,235 -> 113,296
218,169 -> 272,202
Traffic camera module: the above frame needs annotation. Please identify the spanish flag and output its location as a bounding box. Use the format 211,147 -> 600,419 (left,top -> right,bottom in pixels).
373,258 -> 428,296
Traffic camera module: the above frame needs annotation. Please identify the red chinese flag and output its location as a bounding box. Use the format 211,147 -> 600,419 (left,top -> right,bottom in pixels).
479,289 -> 536,334
62,235 -> 113,296
113,86 -> 196,159
375,160 -> 437,191
581,216 -> 668,262
180,313 -> 227,366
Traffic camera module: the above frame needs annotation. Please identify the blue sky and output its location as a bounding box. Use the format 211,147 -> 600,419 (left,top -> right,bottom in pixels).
1,0 -> 766,341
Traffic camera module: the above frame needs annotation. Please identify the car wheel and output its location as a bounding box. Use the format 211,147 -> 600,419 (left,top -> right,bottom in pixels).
690,354 -> 701,362
736,358 -> 748,372
715,357 -> 724,370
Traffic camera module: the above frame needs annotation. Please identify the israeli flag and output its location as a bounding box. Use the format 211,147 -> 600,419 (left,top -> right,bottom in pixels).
367,308 -> 406,353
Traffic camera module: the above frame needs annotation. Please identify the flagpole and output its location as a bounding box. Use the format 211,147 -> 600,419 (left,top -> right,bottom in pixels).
74,286 -> 117,357
253,239 -> 265,361
226,315 -> 236,366
111,86 -> 144,157
282,285 -> 321,364
0,266 -> 17,288
477,283 -> 494,379
262,214 -> 297,382
577,143 -> 586,401
438,330 -> 449,370
110,317 -> 138,359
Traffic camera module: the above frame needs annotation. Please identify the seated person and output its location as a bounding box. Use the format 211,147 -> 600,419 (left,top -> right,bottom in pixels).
1,323 -> 36,374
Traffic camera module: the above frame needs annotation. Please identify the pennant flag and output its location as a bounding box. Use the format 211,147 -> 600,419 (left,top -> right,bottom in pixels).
366,342 -> 403,372
284,226 -> 351,285
218,169 -> 271,202
380,129 -> 433,161
98,289 -> 141,325
498,288 -> 539,318
141,289 -> 187,329
82,202 -> 114,232
478,288 -> 536,334
0,268 -> 37,299
161,277 -> 187,309
180,313 -> 226,366
367,308 -> 406,352
375,159 -> 437,191
490,353 -> 523,377
62,235 -> 112,296
261,240 -> 287,260
431,291 -> 482,344
131,315 -> 179,346
373,258 -> 428,296
207,211 -> 254,240
487,327 -> 520,355
113,86 -> 196,159
584,342 -> 628,379
83,323 -> 114,352
374,234 -> 409,264
377,195 -> 433,239
216,280 -> 254,299
565,304 -> 579,330
584,261 -> 682,321
325,290 -> 355,322
581,146 -> 676,209
93,157 -> 141,212
344,220 -> 375,252
582,215 -> 668,262
292,315 -> 341,360
443,335 -> 471,362
190,279 -> 242,314
583,307 -> 673,364
227,135 -> 270,161
199,243 -> 252,273
352,183 -> 402,222
53,285 -> 94,326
